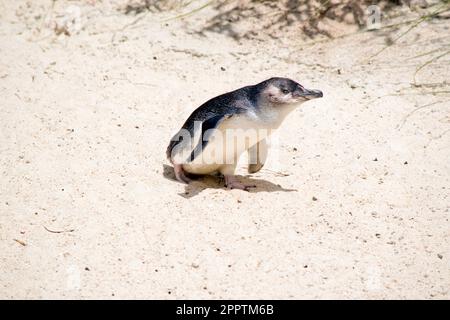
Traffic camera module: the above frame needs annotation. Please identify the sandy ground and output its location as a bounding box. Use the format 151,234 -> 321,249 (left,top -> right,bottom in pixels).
0,0 -> 449,299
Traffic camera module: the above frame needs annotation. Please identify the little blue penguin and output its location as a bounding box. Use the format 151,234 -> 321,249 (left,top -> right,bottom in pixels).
166,77 -> 323,190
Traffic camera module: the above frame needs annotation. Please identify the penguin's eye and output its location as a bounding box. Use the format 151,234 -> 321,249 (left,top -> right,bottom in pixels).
281,89 -> 289,94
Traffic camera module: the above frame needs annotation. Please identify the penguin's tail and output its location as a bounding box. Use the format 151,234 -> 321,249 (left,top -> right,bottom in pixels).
166,131 -> 181,164
166,142 -> 175,164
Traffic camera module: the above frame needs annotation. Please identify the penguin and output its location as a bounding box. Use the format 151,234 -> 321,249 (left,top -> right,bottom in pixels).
166,77 -> 323,190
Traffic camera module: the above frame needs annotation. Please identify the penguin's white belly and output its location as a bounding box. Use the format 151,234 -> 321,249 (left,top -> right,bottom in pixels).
183,115 -> 273,175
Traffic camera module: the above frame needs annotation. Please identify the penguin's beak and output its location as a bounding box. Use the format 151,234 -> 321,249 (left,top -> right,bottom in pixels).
294,88 -> 323,99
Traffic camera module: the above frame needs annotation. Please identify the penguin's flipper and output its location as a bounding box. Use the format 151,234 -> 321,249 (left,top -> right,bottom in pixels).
248,138 -> 268,174
187,113 -> 233,163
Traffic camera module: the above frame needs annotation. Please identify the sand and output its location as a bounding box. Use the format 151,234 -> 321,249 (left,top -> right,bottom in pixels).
0,0 -> 449,299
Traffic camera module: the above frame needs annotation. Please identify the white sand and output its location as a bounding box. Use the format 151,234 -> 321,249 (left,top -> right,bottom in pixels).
0,0 -> 449,299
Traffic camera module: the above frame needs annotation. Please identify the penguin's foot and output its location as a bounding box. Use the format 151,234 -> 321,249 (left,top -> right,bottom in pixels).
174,164 -> 192,184
224,175 -> 256,191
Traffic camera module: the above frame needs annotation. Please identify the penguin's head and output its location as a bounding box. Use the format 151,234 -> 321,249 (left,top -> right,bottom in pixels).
261,77 -> 323,104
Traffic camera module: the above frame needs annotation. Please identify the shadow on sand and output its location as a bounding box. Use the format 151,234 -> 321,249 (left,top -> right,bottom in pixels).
163,164 -> 297,198
123,1 -> 404,40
